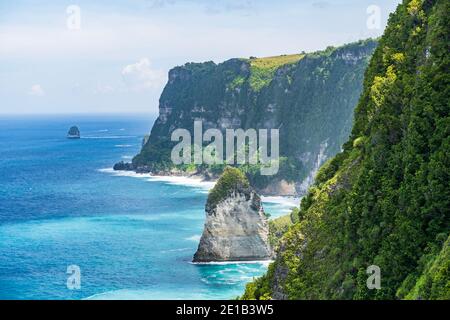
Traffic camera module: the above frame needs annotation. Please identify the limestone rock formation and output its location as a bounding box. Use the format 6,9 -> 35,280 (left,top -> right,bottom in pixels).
193,167 -> 272,262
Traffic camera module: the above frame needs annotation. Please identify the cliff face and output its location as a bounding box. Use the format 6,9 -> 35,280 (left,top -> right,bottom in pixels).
243,0 -> 450,300
128,39 -> 377,195
193,167 -> 272,262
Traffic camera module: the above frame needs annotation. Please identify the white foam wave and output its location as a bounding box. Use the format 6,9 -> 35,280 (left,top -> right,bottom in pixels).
85,289 -> 214,300
190,260 -> 272,266
99,168 -> 216,191
185,234 -> 201,242
115,144 -> 134,148
160,247 -> 191,253
82,135 -> 136,139
261,196 -> 299,207
146,175 -> 216,191
98,168 -> 152,179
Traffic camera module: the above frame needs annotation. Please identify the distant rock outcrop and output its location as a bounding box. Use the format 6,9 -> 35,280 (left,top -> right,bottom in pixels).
113,161 -> 134,171
193,167 -> 272,262
67,126 -> 80,139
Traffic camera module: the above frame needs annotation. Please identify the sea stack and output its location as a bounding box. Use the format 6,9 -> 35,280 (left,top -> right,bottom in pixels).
67,126 -> 80,139
193,167 -> 272,262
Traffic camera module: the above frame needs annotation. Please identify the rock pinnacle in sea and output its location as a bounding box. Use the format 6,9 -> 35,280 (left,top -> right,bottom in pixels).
193,167 -> 272,262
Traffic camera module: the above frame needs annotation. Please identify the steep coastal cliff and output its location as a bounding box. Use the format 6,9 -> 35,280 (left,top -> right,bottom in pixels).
116,39 -> 378,195
243,0 -> 450,300
193,167 -> 272,262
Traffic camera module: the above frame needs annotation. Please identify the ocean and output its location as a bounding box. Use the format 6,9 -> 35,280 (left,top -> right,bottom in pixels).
0,114 -> 298,300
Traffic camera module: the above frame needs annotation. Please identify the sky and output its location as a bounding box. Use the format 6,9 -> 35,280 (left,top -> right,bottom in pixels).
0,0 -> 401,114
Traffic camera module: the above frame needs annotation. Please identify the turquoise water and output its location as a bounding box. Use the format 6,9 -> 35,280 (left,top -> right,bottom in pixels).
0,114 -> 296,300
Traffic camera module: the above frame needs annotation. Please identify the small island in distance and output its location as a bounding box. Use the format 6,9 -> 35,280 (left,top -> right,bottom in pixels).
67,126 -> 80,139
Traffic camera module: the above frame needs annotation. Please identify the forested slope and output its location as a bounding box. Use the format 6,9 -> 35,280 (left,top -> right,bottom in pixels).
243,0 -> 449,299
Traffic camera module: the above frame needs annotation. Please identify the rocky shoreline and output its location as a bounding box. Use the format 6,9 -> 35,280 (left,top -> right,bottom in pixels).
113,161 -> 298,196
113,161 -> 218,180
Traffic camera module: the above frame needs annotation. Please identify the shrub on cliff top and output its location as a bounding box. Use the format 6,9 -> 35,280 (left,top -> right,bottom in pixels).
207,166 -> 250,208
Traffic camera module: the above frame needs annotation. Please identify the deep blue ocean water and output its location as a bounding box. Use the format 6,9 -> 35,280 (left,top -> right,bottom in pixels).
0,114 -> 296,300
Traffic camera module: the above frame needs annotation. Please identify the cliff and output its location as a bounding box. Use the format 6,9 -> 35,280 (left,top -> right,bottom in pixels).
118,39 -> 378,195
193,167 -> 272,262
243,0 -> 449,300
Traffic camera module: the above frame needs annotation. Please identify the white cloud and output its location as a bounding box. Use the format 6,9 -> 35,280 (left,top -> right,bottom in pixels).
0,1 -> 402,114
121,58 -> 166,92
94,84 -> 114,94
146,0 -> 255,14
312,1 -> 330,9
28,84 -> 45,96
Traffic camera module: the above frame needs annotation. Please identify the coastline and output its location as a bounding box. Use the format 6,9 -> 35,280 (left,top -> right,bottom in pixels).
190,260 -> 273,266
101,167 -> 300,211
99,168 -> 216,191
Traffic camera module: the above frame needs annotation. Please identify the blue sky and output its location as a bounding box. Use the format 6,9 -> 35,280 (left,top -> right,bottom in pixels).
0,0 -> 401,114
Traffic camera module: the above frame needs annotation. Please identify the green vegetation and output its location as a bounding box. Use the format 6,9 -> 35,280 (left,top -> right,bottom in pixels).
229,75 -> 246,90
268,214 -> 294,250
243,0 -> 450,300
240,157 -> 301,190
132,139 -> 173,171
241,264 -> 275,300
248,54 -> 304,91
207,167 -> 250,208
402,235 -> 450,300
